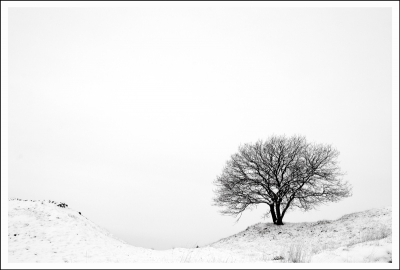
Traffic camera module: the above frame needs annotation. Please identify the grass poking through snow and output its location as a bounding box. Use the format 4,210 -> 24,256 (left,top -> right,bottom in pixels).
280,243 -> 312,263
347,225 -> 391,247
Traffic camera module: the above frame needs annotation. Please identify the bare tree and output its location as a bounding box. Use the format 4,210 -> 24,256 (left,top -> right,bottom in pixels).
213,135 -> 352,225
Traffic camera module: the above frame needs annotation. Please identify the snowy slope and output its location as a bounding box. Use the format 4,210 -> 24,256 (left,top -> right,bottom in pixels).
8,199 -> 259,263
209,206 -> 392,263
8,198 -> 392,263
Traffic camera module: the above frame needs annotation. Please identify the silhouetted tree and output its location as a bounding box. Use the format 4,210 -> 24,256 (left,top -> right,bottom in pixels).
213,135 -> 352,225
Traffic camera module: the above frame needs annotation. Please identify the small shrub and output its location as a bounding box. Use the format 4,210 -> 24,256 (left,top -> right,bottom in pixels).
57,202 -> 68,208
314,220 -> 331,226
281,243 -> 312,263
272,255 -> 284,260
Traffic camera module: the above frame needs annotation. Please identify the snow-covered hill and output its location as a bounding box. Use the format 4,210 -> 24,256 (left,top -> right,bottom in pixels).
210,206 -> 392,263
7,199 -> 255,263
8,198 -> 392,263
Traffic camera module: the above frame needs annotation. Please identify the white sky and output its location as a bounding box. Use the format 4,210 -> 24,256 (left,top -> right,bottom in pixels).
3,3 -> 397,251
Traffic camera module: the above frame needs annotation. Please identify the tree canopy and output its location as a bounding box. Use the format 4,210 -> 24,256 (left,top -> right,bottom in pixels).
213,135 -> 352,225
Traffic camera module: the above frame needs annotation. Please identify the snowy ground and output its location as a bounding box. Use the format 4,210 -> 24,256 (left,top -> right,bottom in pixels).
8,198 -> 392,263
210,206 -> 392,263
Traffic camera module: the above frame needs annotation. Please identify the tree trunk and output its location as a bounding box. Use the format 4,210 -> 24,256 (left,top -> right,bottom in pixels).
275,203 -> 284,225
269,204 -> 277,224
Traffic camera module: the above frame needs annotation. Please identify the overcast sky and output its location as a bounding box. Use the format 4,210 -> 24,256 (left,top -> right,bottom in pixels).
6,5 -> 394,250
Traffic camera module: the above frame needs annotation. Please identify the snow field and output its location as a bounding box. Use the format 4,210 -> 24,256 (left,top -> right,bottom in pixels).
8,199 -> 392,263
